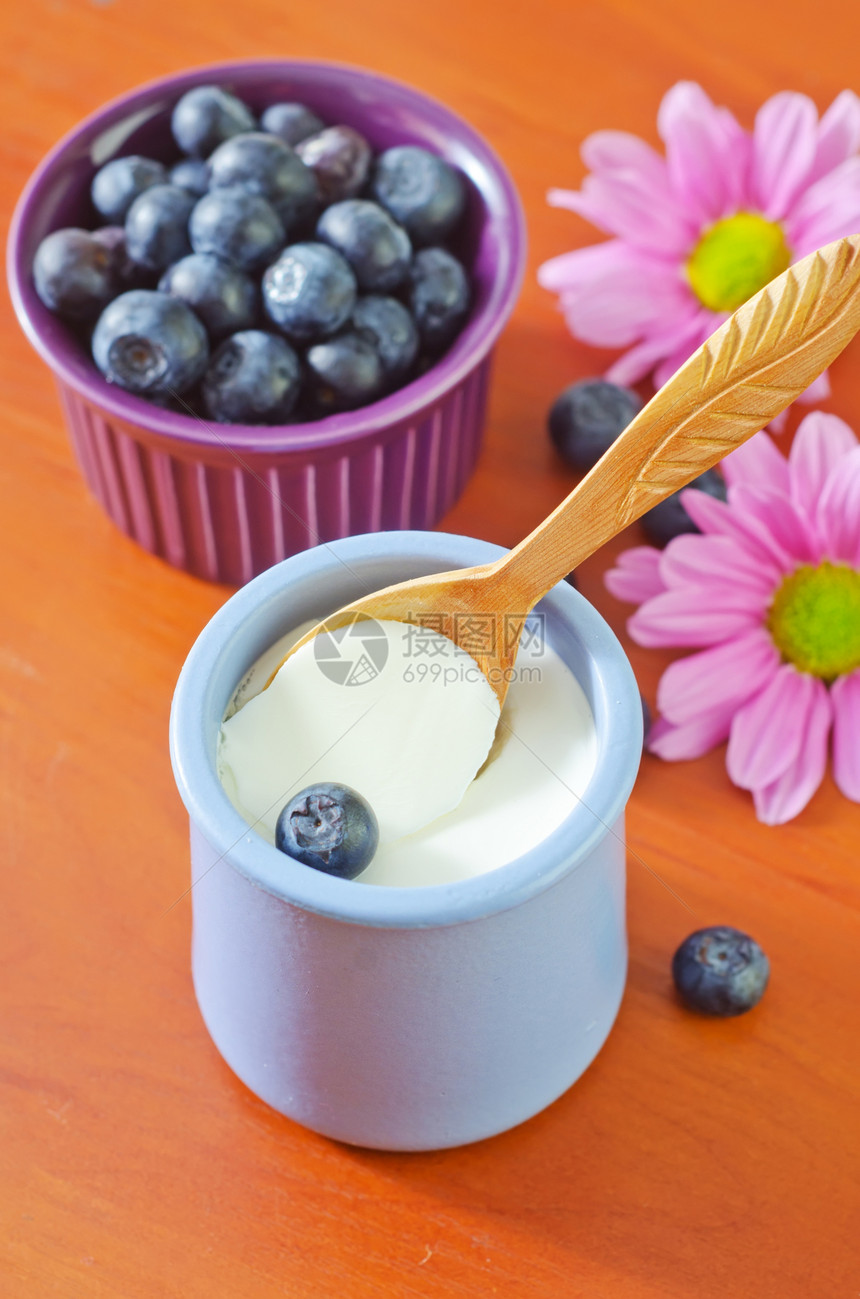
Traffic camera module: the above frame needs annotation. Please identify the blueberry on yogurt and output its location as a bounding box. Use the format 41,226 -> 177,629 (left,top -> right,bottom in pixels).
275,782 -> 379,879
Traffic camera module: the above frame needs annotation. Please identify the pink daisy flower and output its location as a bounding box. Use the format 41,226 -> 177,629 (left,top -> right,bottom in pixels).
605,412 -> 860,825
538,83 -> 860,406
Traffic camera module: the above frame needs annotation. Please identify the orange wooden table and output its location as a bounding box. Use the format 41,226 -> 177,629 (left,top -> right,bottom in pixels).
2,2 -> 859,1295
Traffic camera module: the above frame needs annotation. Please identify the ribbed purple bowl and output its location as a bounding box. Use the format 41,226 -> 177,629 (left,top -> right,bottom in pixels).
8,61 -> 526,584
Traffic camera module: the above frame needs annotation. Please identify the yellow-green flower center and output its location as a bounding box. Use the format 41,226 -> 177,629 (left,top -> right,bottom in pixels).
768,562 -> 860,680
686,212 -> 792,313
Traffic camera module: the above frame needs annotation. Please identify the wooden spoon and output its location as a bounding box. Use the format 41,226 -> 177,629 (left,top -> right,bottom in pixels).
273,234 -> 860,704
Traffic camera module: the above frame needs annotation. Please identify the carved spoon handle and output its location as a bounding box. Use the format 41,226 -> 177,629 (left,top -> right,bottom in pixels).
496,234 -> 860,607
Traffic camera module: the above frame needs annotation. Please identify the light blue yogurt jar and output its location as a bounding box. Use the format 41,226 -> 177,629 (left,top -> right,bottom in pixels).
169,532 -> 642,1150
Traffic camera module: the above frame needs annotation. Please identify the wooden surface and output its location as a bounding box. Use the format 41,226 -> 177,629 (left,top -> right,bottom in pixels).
2,2 -> 859,1295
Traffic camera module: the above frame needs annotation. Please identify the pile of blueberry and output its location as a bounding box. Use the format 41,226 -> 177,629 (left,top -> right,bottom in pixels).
33,85 -> 472,424
548,378 -> 727,544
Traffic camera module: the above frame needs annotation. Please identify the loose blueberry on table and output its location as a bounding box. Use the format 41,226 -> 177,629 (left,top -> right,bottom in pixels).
548,378 -> 642,472
639,467 -> 727,546
32,84 -> 473,423
672,926 -> 770,1016
275,782 -> 379,879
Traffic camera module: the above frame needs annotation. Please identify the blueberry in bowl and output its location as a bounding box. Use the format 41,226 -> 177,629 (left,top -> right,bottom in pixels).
9,60 -> 525,583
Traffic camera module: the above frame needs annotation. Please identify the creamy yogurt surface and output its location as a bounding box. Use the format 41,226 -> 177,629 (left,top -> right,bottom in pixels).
218,618 -> 598,888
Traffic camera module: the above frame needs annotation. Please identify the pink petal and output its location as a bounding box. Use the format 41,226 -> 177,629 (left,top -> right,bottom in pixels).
603,311 -> 707,386
807,89 -> 860,184
784,156 -> 860,253
795,371 -> 831,405
656,628 -> 781,726
789,410 -> 858,519
537,237 -> 631,294
604,545 -> 665,602
727,484 -> 820,563
721,430 -> 790,493
752,678 -> 832,824
547,169 -> 693,255
652,311 -> 719,388
558,259 -> 695,348
816,444 -> 860,565
647,711 -> 731,760
659,534 -> 780,594
629,585 -> 766,648
679,489 -> 793,570
831,670 -> 860,801
580,130 -> 670,185
657,82 -> 749,224
726,664 -> 816,789
752,91 -> 818,219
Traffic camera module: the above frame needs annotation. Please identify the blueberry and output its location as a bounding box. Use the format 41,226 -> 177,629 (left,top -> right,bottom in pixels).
159,253 -> 258,340
564,571 -> 577,588
640,469 -> 727,547
352,294 -> 419,384
672,926 -> 769,1016
91,155 -> 168,223
408,247 -> 470,351
640,694 -> 652,745
316,200 -> 411,293
92,226 -> 153,289
261,101 -> 325,147
171,85 -> 255,158
305,332 -> 385,413
124,184 -> 195,272
202,330 -> 301,424
169,158 -> 211,198
548,379 -> 642,472
275,782 -> 378,879
33,227 -> 115,321
262,242 -> 356,343
371,145 -> 466,245
92,289 -> 209,397
189,186 -> 285,273
296,125 -> 372,203
208,132 -> 318,233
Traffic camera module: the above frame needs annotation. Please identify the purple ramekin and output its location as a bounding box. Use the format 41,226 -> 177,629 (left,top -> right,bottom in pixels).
8,61 -> 526,585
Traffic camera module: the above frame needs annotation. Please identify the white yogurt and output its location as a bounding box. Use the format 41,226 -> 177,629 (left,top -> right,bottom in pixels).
218,620 -> 597,888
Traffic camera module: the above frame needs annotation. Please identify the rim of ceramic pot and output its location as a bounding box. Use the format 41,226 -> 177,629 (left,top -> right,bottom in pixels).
169,532 -> 643,928
7,59 -> 526,455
